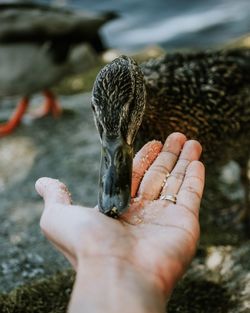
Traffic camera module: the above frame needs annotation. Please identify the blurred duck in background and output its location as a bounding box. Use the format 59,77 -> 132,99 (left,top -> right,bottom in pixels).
0,0 -> 116,136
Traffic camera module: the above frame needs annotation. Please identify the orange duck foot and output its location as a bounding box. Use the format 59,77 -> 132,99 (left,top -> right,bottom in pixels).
0,97 -> 29,137
30,90 -> 62,119
0,91 -> 62,137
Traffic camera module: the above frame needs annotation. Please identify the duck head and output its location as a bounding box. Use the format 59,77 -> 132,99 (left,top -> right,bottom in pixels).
92,55 -> 146,217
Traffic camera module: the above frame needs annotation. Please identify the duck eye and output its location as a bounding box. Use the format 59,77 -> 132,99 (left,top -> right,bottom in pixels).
91,103 -> 96,112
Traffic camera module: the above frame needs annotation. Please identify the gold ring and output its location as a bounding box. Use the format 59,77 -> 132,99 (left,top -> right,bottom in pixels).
160,194 -> 177,204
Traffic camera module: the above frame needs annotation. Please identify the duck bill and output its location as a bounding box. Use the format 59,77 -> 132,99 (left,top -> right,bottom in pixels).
98,137 -> 133,217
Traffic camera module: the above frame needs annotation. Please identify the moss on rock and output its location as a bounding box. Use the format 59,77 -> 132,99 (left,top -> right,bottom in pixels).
168,277 -> 237,313
0,270 -> 74,313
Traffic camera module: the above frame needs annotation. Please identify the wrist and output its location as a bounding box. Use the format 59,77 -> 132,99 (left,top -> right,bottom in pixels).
69,256 -> 166,313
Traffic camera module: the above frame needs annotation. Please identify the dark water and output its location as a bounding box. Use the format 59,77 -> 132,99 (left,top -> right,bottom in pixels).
37,0 -> 250,51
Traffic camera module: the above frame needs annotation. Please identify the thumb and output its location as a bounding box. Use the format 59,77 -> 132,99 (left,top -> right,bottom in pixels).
35,177 -> 72,207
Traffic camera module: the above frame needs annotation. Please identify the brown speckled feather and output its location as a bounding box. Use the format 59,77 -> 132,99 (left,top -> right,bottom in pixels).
138,49 -> 250,163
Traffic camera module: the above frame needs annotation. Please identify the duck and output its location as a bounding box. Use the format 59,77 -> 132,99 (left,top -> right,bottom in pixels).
91,49 -> 250,222
0,0 -> 116,136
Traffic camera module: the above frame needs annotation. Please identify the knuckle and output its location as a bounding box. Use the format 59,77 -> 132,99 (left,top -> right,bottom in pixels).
132,170 -> 143,180
178,158 -> 190,168
151,162 -> 170,174
171,171 -> 184,181
184,185 -> 201,199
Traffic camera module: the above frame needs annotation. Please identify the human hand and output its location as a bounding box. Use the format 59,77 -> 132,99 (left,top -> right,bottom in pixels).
35,132 -> 204,299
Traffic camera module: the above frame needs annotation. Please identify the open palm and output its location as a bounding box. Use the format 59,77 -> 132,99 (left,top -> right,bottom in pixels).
36,132 -> 204,295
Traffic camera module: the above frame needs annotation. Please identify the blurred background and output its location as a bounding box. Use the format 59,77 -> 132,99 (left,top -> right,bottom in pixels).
40,0 -> 250,51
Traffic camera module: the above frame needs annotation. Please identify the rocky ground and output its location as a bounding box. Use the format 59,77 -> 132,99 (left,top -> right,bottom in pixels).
0,92 -> 100,292
0,42 -> 250,312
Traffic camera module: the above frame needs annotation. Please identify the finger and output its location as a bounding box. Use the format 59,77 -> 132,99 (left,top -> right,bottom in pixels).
161,140 -> 202,199
138,132 -> 187,200
176,160 -> 205,217
39,203 -> 81,268
131,140 -> 163,197
35,177 -> 72,207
